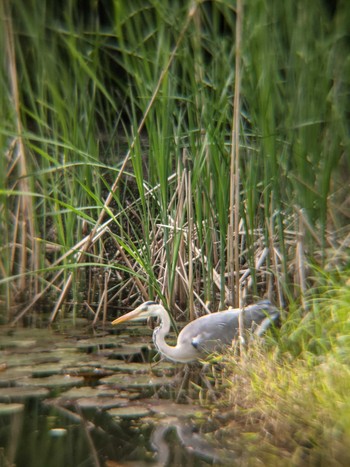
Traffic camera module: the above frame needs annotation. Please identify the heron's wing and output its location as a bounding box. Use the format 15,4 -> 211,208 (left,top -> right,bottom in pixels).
242,302 -> 280,333
178,302 -> 279,355
191,331 -> 231,353
178,312 -> 240,354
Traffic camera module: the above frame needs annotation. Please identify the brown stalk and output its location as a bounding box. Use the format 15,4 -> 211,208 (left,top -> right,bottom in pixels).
174,266 -> 205,311
296,209 -> 307,309
112,237 -> 149,301
187,170 -> 194,320
267,206 -> 284,308
92,269 -> 111,326
240,246 -> 269,283
13,170 -> 174,323
228,0 -> 243,309
11,220 -> 112,325
3,0 -> 39,299
172,166 -> 186,307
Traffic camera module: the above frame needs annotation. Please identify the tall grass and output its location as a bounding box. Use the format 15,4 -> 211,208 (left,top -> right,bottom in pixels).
220,270 -> 350,464
0,0 -> 349,325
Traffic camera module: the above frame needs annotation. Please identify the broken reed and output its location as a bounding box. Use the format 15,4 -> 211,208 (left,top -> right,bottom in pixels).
0,0 -> 349,323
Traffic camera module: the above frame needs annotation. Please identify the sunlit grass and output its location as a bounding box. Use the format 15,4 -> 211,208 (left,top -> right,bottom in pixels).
225,354 -> 350,464
218,271 -> 350,463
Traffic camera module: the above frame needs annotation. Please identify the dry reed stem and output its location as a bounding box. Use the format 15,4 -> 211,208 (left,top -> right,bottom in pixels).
228,0 -> 243,309
92,269 -> 111,325
226,0 -> 244,349
296,209 -> 307,309
234,2 -> 243,307
187,170 -> 194,319
173,168 -> 186,307
11,171 -> 176,322
111,234 -> 149,300
3,0 -> 39,298
10,220 -> 113,324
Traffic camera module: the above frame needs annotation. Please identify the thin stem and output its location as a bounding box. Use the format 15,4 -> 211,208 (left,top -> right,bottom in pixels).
228,0 -> 243,309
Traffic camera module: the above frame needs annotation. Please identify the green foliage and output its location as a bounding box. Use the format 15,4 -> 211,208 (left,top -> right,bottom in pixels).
223,269 -> 350,464
280,269 -> 350,359
0,0 -> 349,323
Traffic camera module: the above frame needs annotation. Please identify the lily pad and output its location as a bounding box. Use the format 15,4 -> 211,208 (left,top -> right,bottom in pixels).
69,397 -> 126,410
146,400 -> 209,418
100,373 -> 174,390
102,361 -> 151,374
32,364 -> 63,378
49,428 -> 67,437
58,386 -> 117,399
0,386 -> 50,401
149,361 -> 178,375
62,366 -> 113,383
0,366 -> 33,386
77,336 -> 124,350
0,402 -> 24,415
53,386 -> 127,410
52,349 -> 90,367
0,328 -> 68,349
0,338 -> 38,349
16,375 -> 84,389
50,339 -> 81,351
107,405 -> 150,420
3,352 -> 61,369
108,344 -> 146,357
117,327 -> 156,338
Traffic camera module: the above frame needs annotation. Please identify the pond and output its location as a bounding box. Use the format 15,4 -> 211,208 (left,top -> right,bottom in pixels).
0,322 -> 238,467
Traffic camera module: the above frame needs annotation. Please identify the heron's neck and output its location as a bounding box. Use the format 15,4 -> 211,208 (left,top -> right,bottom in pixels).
153,310 -> 182,363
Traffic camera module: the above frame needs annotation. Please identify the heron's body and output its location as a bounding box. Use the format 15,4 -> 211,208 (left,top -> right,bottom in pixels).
112,300 -> 279,363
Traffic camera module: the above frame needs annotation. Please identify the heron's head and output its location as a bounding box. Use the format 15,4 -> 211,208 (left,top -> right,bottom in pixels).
111,301 -> 161,326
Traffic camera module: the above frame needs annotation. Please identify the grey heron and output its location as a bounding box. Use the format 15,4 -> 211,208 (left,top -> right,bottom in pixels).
112,300 -> 279,363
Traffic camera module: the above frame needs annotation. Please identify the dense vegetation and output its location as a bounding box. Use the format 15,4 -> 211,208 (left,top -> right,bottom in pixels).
1,0 -> 349,462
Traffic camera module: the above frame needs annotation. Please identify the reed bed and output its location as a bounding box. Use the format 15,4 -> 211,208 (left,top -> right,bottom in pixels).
0,0 -> 349,329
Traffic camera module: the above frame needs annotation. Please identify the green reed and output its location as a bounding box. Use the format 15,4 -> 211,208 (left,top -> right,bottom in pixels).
0,0 -> 349,324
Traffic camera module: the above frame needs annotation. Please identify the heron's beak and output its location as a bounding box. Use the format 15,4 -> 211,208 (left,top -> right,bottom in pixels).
111,306 -> 144,326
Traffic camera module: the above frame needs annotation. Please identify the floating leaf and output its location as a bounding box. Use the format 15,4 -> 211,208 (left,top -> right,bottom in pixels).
102,361 -> 151,374
146,400 -> 209,418
100,374 -> 174,390
107,405 -> 150,419
63,366 -> 113,382
16,375 -> 84,389
0,366 -> 33,386
58,386 -> 117,399
0,338 -> 37,349
69,397 -> 126,410
108,345 -> 146,357
0,386 -> 50,401
32,364 -> 63,378
76,336 -> 124,350
2,353 -> 60,368
49,428 -> 67,437
0,402 -> 24,415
